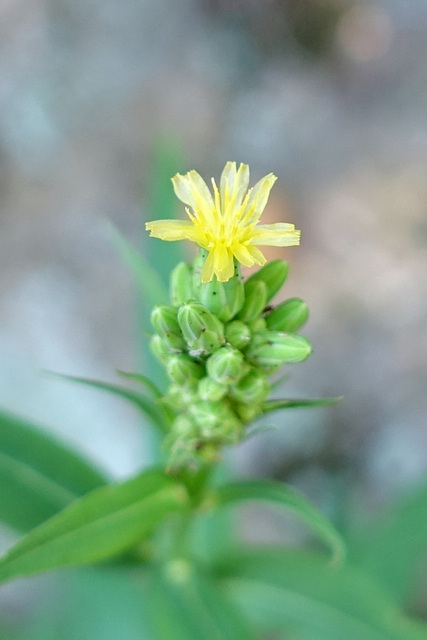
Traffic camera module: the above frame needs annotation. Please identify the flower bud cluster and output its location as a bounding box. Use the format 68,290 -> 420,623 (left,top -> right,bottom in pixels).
150,249 -> 311,468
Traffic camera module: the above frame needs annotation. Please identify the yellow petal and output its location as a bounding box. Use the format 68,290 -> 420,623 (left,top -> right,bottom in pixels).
220,162 -> 250,211
220,161 -> 237,206
240,173 -> 277,225
201,247 -> 234,283
200,244 -> 233,282
145,219 -> 205,243
172,170 -> 217,229
231,243 -> 256,267
216,244 -> 234,281
246,245 -> 267,265
201,250 -> 215,282
249,223 -> 301,246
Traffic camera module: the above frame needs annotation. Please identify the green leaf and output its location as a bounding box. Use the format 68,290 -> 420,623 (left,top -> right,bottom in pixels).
262,397 -> 343,413
216,548 -> 427,640
50,373 -> 170,434
116,371 -> 163,398
214,480 -> 345,564
0,409 -> 107,533
350,482 -> 427,603
0,468 -> 187,584
146,561 -> 257,640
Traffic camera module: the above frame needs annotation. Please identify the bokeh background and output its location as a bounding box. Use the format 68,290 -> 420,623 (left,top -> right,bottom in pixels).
1,0 -> 427,635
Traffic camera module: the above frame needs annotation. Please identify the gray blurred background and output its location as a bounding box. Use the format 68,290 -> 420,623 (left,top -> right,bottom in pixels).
1,0 -> 427,539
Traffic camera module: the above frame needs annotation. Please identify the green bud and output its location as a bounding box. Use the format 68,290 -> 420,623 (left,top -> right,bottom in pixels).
234,402 -> 262,423
150,335 -> 171,363
194,251 -> 245,322
166,354 -> 204,386
245,260 -> 289,303
170,262 -> 194,307
161,385 -> 198,412
246,331 -> 312,368
162,332 -> 186,352
237,280 -> 267,323
151,305 -> 186,351
248,317 -> 267,333
172,414 -> 197,437
225,320 -> 251,349
178,301 -> 225,355
266,298 -> 309,333
190,401 -> 242,440
198,377 -> 228,402
229,369 -> 270,404
206,346 -> 246,385
151,305 -> 180,335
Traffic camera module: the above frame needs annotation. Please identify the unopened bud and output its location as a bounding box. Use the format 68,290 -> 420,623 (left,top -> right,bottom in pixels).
178,301 -> 225,355
206,346 -> 246,385
248,317 -> 267,333
190,401 -> 242,440
245,260 -> 289,303
151,305 -> 180,335
166,354 -> 204,386
162,332 -> 186,352
151,305 -> 186,351
171,414 -> 195,437
237,280 -> 267,323
195,256 -> 244,322
161,385 -> 198,412
234,402 -> 262,423
225,321 -> 251,349
229,369 -> 270,404
266,298 -> 309,333
198,377 -> 228,402
170,262 -> 194,307
150,335 -> 171,363
246,331 -> 312,368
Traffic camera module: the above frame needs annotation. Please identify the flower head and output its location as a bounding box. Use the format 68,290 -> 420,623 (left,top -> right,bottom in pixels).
145,162 -> 300,283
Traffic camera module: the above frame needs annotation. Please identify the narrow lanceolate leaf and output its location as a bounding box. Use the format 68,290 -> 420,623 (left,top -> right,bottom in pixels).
262,396 -> 343,414
0,468 -> 188,585
146,561 -> 257,640
116,371 -> 163,398
0,409 -> 107,533
50,373 -> 170,434
215,480 -> 345,564
216,549 -> 427,640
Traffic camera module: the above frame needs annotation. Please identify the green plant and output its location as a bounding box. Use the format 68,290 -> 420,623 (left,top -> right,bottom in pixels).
0,160 -> 426,640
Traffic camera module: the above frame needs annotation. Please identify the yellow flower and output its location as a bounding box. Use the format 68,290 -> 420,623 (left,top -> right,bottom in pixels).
145,161 -> 300,283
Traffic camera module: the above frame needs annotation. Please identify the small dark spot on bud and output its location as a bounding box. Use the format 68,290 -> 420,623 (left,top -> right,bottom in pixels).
201,328 -> 206,333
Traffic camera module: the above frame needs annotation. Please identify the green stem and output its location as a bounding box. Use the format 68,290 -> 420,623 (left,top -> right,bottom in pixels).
171,463 -> 216,559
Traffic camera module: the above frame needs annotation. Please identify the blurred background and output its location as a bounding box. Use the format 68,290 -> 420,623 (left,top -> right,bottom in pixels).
1,0 -> 427,635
